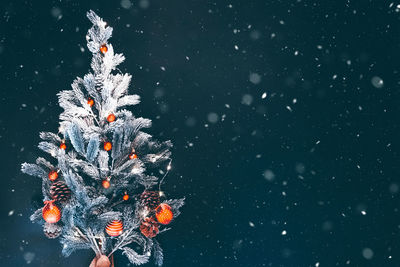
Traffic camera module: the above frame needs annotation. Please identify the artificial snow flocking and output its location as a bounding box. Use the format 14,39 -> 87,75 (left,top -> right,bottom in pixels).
21,10 -> 184,266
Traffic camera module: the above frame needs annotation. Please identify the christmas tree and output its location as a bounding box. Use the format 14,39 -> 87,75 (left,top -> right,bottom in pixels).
21,10 -> 184,266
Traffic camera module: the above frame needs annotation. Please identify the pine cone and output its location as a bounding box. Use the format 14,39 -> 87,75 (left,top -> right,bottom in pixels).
140,191 -> 161,210
50,181 -> 71,204
43,222 -> 62,239
140,217 -> 159,238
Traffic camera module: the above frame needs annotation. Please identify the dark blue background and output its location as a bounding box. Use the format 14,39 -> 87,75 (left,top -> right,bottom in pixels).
1,0 -> 400,266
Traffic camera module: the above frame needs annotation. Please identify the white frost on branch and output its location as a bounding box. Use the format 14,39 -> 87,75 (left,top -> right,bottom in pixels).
20,10 -> 184,266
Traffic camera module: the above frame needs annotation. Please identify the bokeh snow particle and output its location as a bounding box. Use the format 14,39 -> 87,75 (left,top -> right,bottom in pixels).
23,252 -> 35,264
51,7 -> 62,20
250,30 -> 261,40
389,183 -> 399,194
241,94 -> 253,106
249,73 -> 262,84
121,0 -> 132,9
185,117 -> 196,127
295,163 -> 306,174
154,88 -> 165,98
371,76 -> 384,88
159,103 -> 169,113
263,169 -> 275,181
139,0 -> 150,9
361,210 -> 366,215
207,113 -> 219,124
362,248 -> 374,260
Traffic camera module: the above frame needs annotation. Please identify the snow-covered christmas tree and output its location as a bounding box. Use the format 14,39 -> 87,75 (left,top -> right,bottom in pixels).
21,10 -> 184,266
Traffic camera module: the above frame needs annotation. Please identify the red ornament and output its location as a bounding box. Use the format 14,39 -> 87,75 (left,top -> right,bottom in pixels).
104,141 -> 112,151
106,220 -> 123,237
102,179 -> 110,189
129,153 -> 138,160
100,44 -> 108,54
123,193 -> 129,201
60,142 -> 67,150
87,98 -> 94,107
140,217 -> 159,238
48,170 -> 59,181
107,114 -> 116,122
42,200 -> 61,224
155,203 -> 173,225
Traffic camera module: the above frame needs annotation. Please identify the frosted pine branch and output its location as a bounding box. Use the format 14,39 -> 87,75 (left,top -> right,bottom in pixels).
20,10 -> 184,266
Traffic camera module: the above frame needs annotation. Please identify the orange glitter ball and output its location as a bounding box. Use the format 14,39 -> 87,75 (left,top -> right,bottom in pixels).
48,170 -> 59,181
123,193 -> 129,201
107,114 -> 116,122
100,44 -> 108,54
104,141 -> 112,151
106,220 -> 123,237
155,203 -> 173,225
87,98 -> 94,107
60,143 -> 67,150
128,153 -> 138,160
102,179 -> 110,189
42,201 -> 61,224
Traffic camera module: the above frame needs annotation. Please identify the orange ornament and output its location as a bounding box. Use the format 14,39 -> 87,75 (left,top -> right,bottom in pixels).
155,203 -> 173,225
100,44 -> 108,54
140,217 -> 159,238
129,153 -> 138,160
106,220 -> 123,237
123,193 -> 129,201
104,141 -> 112,151
102,179 -> 110,189
60,142 -> 67,150
87,98 -> 94,107
107,114 -> 116,122
48,170 -> 59,181
42,200 -> 61,224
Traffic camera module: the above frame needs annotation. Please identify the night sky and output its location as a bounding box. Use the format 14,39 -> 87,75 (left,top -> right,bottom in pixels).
1,0 -> 400,266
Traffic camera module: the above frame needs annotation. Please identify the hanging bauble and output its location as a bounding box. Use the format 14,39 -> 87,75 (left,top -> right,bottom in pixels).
102,179 -> 111,189
50,181 -> 71,203
140,217 -> 159,238
107,114 -> 116,122
104,141 -> 112,151
123,192 -> 129,201
48,170 -> 59,181
106,220 -> 123,237
155,203 -> 173,225
60,142 -> 66,150
42,200 -> 61,224
129,152 -> 138,160
100,44 -> 108,54
43,222 -> 62,239
140,191 -> 161,210
87,97 -> 94,107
